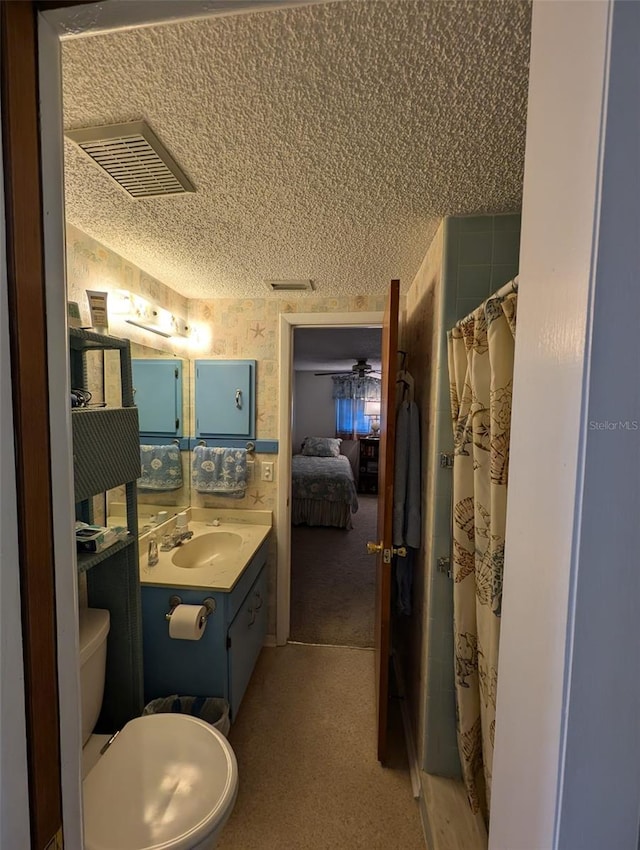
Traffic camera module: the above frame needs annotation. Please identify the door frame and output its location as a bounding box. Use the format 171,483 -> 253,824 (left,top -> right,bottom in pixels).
29,0 -> 638,846
2,5 -> 69,847
34,4 -> 350,845
276,311 -> 383,646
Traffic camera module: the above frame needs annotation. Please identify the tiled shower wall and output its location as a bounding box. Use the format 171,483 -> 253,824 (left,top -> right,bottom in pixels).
405,214 -> 521,778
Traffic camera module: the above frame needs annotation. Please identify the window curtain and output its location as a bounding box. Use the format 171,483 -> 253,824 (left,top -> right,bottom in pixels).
332,375 -> 380,439
447,278 -> 517,823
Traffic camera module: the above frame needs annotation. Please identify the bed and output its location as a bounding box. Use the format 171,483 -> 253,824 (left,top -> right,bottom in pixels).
291,454 -> 359,529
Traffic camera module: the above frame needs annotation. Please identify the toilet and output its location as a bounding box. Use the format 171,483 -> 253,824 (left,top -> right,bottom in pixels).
79,607 -> 238,850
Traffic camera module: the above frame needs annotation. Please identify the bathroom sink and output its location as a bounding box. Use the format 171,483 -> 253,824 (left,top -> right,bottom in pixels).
171,532 -> 243,569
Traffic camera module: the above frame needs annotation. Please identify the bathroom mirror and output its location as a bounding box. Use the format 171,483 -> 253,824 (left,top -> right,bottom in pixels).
103,341 -> 191,534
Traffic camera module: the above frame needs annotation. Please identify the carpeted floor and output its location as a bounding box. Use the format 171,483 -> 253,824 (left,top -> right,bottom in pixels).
217,643 -> 425,850
289,494 -> 378,647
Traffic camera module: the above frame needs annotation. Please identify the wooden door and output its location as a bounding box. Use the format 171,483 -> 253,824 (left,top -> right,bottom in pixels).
2,2 -> 64,846
370,279 -> 400,764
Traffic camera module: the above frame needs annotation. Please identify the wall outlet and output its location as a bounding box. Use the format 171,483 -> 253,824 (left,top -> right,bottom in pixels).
261,461 -> 274,482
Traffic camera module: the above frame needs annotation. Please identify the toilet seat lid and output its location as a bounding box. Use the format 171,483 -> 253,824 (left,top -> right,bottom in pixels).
83,714 -> 238,850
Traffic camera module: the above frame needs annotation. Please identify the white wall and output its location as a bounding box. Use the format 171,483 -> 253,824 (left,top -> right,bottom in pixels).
292,372 -> 335,452
0,71 -> 31,850
491,2 -> 640,848
555,1 -> 640,846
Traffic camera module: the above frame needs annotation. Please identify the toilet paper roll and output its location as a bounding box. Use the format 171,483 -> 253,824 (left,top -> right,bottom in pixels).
168,604 -> 208,640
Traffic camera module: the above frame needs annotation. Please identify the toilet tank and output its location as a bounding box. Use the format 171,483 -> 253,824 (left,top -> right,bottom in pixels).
78,608 -> 110,745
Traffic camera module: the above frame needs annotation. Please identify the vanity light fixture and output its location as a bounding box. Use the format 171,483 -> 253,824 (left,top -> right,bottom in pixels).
171,317 -> 190,338
109,289 -> 189,339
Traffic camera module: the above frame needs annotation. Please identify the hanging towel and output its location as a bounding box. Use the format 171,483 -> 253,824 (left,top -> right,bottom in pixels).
393,400 -> 421,615
138,445 -> 183,491
192,446 -> 247,498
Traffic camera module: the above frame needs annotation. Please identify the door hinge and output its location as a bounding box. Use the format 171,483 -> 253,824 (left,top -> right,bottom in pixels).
226,635 -> 232,649
439,452 -> 454,468
175,418 -> 180,431
175,367 -> 179,379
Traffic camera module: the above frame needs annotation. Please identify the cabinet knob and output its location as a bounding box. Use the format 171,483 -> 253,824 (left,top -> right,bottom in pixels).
235,388 -> 243,409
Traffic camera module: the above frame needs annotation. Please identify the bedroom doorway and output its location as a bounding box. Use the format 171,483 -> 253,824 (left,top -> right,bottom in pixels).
289,326 -> 383,648
276,311 -> 383,646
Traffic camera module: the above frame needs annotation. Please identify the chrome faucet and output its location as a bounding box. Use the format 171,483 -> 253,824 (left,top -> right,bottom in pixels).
173,528 -> 194,545
160,528 -> 193,550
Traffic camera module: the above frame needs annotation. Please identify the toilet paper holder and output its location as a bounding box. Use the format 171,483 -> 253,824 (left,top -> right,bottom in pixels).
165,595 -> 216,626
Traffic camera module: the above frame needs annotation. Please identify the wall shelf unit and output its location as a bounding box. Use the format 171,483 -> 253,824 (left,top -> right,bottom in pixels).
76,537 -> 137,575
70,327 -> 144,733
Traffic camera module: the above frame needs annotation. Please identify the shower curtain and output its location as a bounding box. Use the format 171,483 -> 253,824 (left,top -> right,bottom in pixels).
447,279 -> 518,821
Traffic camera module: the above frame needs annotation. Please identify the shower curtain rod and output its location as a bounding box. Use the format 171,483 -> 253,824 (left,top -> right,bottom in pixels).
453,275 -> 519,329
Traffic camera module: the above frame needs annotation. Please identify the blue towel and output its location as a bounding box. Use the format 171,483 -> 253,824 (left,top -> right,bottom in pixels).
192,446 -> 247,498
139,445 -> 183,491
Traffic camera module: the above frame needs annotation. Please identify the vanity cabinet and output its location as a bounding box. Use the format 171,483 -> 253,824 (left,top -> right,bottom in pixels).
132,358 -> 183,438
227,565 -> 268,714
195,359 -> 256,440
70,328 -> 144,732
141,536 -> 269,720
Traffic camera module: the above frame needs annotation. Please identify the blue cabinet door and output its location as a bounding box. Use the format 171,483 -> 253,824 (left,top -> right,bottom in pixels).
132,359 -> 182,437
195,360 -> 256,439
227,566 -> 267,718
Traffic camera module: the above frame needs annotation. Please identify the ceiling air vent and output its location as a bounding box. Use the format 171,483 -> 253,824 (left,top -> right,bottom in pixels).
65,121 -> 195,199
264,279 -> 315,293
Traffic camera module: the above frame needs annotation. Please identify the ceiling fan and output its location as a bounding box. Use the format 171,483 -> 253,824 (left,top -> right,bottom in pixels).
314,358 -> 381,378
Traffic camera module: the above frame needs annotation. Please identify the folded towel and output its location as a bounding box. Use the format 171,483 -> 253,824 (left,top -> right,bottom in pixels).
138,445 -> 183,491
192,446 -> 247,498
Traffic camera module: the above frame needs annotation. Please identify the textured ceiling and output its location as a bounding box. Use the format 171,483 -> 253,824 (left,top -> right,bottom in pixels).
294,326 -> 382,371
62,0 -> 531,299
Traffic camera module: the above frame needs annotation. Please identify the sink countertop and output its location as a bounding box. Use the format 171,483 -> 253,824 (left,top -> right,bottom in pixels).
139,509 -> 272,592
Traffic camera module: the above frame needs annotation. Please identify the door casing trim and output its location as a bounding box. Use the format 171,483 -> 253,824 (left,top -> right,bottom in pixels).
276,310 -> 383,645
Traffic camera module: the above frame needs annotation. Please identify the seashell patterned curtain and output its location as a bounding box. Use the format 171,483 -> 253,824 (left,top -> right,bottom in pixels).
331,374 -> 381,401
332,375 -> 382,439
447,277 -> 518,823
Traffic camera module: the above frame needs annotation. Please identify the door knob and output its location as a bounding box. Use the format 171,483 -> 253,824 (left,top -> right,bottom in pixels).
367,541 -> 383,555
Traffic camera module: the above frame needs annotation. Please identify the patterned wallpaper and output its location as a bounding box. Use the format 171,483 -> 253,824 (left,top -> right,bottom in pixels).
189,295 -> 386,633
188,295 -> 385,439
66,223 -> 189,352
66,223 -> 385,634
